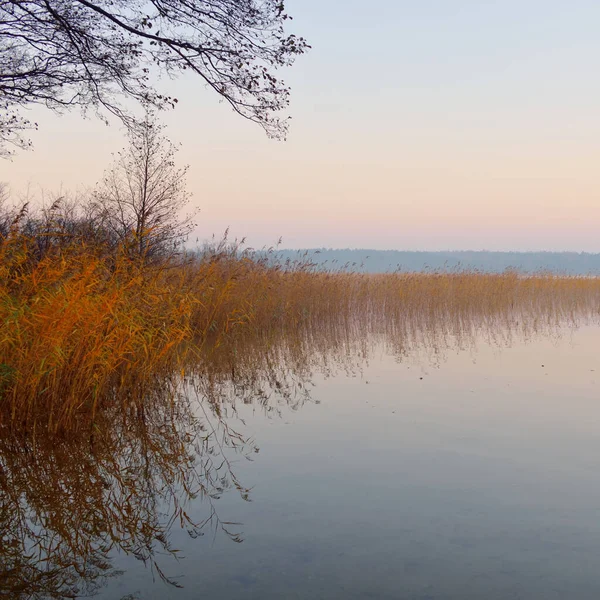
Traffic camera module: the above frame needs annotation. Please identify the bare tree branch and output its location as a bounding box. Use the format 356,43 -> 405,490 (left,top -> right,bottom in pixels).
0,0 -> 309,153
91,113 -> 197,260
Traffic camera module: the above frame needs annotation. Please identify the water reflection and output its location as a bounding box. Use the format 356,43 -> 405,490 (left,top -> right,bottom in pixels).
0,385 -> 258,599
2,297 -> 599,599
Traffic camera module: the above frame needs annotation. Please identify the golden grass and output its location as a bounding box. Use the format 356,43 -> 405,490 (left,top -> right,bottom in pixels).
2,229 -> 600,433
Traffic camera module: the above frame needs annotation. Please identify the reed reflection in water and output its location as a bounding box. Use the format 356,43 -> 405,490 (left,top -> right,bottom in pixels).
1,288 -> 599,599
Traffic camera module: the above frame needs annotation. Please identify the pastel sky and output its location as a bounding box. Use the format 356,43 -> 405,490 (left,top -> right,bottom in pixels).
2,0 -> 600,251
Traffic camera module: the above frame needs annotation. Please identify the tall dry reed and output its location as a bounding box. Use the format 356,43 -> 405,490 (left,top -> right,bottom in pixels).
2,227 -> 600,434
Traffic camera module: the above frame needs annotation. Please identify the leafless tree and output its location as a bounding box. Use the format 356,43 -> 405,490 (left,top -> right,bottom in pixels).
91,114 -> 195,259
0,0 -> 309,155
0,182 -> 12,237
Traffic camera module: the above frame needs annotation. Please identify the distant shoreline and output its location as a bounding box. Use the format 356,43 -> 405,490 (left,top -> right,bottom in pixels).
271,249 -> 600,275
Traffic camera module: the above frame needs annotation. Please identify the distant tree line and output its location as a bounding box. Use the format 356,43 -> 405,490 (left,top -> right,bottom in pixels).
271,249 -> 600,276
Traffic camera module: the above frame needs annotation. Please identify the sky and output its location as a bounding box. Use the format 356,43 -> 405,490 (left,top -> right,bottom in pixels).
2,0 -> 600,251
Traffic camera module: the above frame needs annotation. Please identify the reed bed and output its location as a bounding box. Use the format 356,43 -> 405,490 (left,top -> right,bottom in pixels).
2,228 -> 600,434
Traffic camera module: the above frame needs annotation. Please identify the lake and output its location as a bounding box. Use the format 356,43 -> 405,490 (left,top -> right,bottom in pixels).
54,322 -> 599,599
0,322 -> 600,600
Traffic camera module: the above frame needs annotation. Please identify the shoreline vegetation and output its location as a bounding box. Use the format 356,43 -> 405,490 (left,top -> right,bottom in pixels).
2,206 -> 600,435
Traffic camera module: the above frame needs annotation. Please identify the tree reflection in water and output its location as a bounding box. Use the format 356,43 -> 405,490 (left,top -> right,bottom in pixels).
0,380 -> 262,598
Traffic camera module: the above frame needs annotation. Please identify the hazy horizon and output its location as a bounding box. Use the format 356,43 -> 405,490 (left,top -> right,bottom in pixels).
265,248 -> 600,275
258,246 -> 600,254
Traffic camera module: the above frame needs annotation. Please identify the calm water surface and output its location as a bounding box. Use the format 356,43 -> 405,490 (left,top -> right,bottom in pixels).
93,324 -> 600,599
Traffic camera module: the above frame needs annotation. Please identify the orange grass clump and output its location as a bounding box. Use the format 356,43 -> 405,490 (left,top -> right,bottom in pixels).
2,228 -> 600,434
